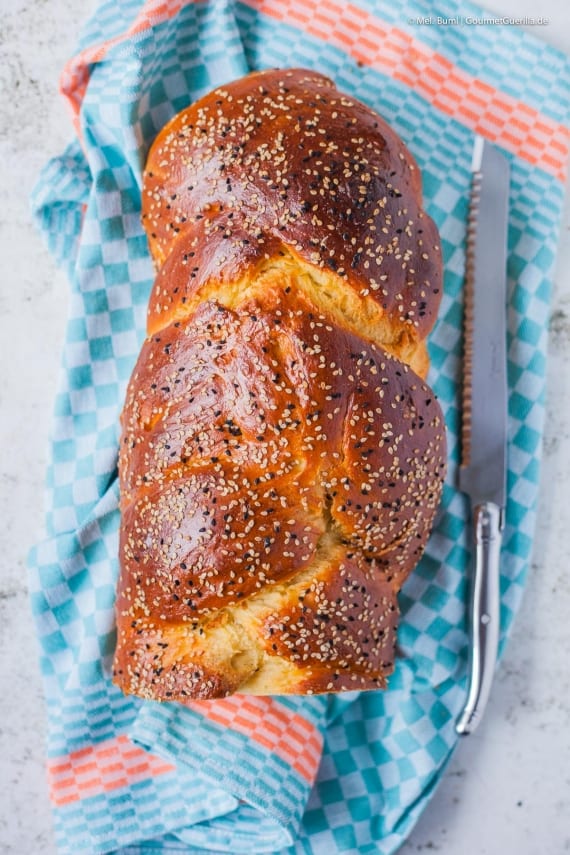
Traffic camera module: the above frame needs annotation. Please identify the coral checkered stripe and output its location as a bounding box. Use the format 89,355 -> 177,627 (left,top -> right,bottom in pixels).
242,0 -> 569,180
188,696 -> 323,783
59,0 -> 191,129
47,697 -> 322,807
48,735 -> 175,807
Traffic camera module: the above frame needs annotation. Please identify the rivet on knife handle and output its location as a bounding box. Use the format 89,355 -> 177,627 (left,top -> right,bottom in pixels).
456,137 -> 510,736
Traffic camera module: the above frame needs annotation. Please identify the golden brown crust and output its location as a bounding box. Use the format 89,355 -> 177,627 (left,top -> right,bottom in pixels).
142,68 -> 442,346
113,69 -> 447,700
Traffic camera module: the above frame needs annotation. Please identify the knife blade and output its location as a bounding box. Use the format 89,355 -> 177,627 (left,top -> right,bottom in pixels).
456,137 -> 510,736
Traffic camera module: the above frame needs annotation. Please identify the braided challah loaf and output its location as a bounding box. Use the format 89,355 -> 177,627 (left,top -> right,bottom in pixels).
113,69 -> 447,700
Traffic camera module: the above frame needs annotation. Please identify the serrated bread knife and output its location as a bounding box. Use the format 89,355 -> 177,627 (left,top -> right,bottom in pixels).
455,137 -> 510,737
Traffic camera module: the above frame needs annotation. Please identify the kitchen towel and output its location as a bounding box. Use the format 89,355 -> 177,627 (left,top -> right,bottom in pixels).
29,0 -> 570,853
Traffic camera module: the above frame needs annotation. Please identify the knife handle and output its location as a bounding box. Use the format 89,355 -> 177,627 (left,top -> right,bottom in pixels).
456,501 -> 504,736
